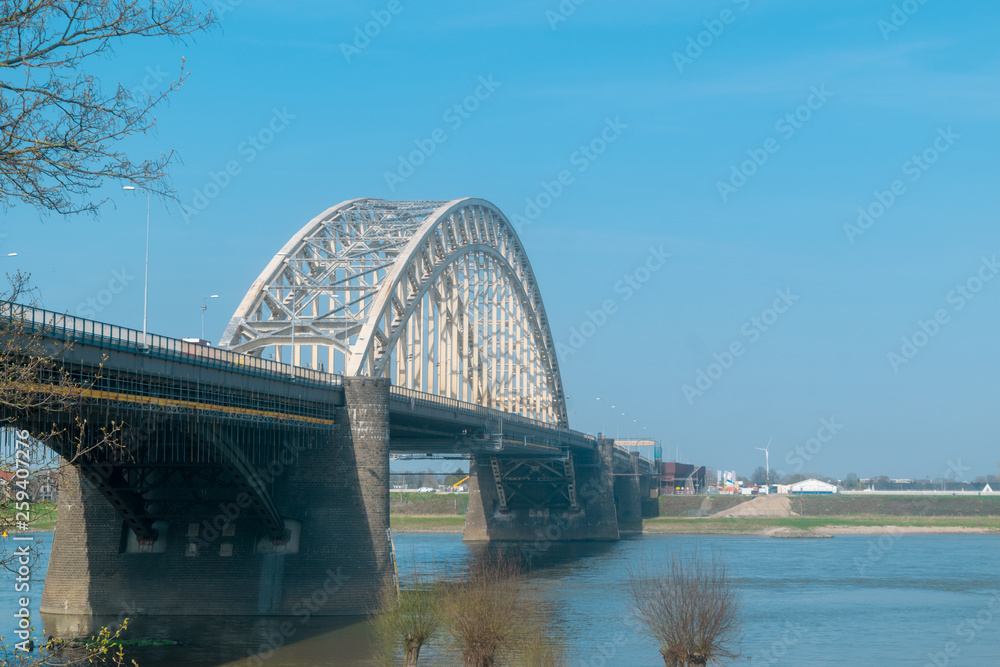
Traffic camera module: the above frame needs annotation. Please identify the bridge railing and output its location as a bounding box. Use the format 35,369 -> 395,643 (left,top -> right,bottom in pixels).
0,302 -> 343,388
389,385 -> 596,443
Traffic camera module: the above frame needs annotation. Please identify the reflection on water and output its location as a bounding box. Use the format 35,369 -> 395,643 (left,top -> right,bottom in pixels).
9,533 -> 1000,665
38,613 -> 376,667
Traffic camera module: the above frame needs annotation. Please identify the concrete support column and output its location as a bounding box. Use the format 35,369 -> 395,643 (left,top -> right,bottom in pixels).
277,376 -> 393,614
614,451 -> 644,535
641,472 -> 661,519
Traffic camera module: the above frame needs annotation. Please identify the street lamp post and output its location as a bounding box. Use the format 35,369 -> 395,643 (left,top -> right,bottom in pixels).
122,185 -> 150,345
596,397 -> 605,436
201,294 -> 219,340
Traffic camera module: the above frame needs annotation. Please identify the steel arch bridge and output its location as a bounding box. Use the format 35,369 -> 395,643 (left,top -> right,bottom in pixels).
219,198 -> 568,425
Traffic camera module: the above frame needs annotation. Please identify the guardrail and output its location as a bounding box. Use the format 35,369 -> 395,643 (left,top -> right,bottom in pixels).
0,302 -> 344,388
389,385 -> 596,443
389,387 -> 656,469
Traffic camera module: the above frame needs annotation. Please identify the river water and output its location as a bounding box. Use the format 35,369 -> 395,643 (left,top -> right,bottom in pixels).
4,532 -> 1000,666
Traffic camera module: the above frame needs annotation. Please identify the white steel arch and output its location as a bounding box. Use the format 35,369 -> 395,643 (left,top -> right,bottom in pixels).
219,198 -> 568,425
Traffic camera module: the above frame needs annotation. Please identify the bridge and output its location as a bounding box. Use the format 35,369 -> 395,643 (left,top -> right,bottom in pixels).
3,198 -> 660,617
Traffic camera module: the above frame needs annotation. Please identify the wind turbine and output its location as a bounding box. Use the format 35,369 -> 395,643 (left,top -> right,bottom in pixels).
755,437 -> 772,484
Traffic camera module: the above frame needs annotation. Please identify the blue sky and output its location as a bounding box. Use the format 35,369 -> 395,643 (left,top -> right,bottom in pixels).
4,0 -> 999,479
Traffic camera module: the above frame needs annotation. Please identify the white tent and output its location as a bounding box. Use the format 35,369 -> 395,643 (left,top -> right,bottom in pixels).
984,484 -> 993,493
788,478 -> 838,494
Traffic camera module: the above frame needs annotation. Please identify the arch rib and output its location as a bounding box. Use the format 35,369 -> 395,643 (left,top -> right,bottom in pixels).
219,198 -> 568,426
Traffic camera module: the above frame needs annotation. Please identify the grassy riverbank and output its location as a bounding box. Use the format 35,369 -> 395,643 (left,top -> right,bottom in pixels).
4,500 -> 58,533
390,491 -> 468,515
390,515 -> 465,533
25,495 -> 1000,536
658,494 -> 1000,517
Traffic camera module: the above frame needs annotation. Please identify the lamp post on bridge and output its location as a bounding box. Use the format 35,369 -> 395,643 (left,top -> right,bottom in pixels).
122,184 -> 151,346
596,397 -> 606,436
201,294 -> 219,340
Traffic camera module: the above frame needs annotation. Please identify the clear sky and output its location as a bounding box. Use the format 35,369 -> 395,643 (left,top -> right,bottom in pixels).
4,0 -> 999,480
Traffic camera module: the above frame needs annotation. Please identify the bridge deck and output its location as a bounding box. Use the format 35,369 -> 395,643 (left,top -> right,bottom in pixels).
2,303 -> 655,471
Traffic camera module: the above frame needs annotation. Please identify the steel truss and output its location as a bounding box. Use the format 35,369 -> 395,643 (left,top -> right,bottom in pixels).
490,452 -> 579,511
220,198 -> 567,425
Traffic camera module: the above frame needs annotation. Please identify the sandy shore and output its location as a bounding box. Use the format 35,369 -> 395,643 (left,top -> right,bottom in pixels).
642,523 -> 999,536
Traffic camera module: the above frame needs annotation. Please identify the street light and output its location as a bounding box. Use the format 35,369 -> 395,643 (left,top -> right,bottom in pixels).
122,185 -> 150,345
596,397 -> 606,436
201,294 -> 219,340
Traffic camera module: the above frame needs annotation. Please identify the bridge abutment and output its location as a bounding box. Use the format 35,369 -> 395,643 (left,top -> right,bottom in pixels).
41,377 -> 393,617
463,438 -> 619,544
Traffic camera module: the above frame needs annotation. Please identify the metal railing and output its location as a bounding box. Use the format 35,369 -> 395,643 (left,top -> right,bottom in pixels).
389,385 -> 596,443
0,302 -> 344,389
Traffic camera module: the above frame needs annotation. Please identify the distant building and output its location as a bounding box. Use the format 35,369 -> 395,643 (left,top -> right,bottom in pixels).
32,471 -> 59,502
615,439 -> 660,462
780,478 -> 838,494
661,462 -> 706,495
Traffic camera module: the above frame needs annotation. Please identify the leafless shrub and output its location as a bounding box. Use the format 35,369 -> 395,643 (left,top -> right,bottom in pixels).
446,552 -> 526,667
501,613 -> 566,667
370,560 -> 444,667
624,548 -> 742,666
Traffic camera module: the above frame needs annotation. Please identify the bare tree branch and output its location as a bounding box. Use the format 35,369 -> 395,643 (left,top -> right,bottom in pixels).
0,0 -> 217,215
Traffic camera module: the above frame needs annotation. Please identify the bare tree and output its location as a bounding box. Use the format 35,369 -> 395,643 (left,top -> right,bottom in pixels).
446,552 -> 526,667
0,0 -> 216,215
371,560 -> 444,667
624,548 -> 742,666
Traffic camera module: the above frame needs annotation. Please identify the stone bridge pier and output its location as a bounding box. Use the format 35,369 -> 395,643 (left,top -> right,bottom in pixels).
40,378 -> 394,617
